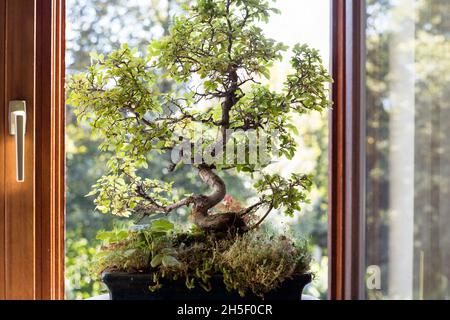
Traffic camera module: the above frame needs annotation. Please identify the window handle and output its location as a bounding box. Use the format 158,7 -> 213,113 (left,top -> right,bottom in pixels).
9,101 -> 26,182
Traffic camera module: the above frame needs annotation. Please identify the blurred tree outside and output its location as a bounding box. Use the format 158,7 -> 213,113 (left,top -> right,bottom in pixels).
365,0 -> 450,299
65,0 -> 329,299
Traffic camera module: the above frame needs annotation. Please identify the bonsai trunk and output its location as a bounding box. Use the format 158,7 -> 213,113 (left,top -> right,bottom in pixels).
191,165 -> 246,232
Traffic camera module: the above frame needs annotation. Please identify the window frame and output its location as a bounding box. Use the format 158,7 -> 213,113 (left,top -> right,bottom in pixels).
0,0 -> 65,299
328,0 -> 366,300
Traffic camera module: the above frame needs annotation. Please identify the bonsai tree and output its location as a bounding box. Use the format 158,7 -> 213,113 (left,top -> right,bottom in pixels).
68,0 -> 332,234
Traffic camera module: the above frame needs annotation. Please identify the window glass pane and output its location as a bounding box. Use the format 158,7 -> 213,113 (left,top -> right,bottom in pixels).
65,0 -> 330,300
365,0 -> 450,299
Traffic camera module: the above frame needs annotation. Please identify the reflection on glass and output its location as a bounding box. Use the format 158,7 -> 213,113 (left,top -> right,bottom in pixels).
366,0 -> 450,300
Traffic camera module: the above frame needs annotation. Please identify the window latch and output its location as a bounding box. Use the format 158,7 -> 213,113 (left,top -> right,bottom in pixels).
9,100 -> 27,182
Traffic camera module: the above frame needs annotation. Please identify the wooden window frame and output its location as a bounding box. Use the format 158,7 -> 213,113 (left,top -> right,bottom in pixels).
328,0 -> 366,300
37,0 -> 66,300
0,0 -> 65,299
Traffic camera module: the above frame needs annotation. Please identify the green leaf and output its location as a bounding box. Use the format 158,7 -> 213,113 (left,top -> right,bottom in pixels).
286,123 -> 299,136
161,248 -> 177,255
96,231 -> 113,241
116,230 -> 129,241
150,219 -> 174,233
85,189 -> 98,197
174,161 -> 184,172
162,255 -> 181,268
151,254 -> 163,268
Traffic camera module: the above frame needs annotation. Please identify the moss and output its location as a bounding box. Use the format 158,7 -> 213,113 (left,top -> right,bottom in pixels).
219,233 -> 311,297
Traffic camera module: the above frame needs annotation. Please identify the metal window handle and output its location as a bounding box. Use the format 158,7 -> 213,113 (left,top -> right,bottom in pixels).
9,101 -> 26,182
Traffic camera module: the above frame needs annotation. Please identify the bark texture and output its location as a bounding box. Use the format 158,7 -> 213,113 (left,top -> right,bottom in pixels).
191,166 -> 247,232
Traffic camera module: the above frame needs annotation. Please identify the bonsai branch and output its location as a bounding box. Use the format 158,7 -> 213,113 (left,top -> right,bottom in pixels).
135,165 -> 245,232
136,186 -> 197,216
248,200 -> 274,230
239,200 -> 267,217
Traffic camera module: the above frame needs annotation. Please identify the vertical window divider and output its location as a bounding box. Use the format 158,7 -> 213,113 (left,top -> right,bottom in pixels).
329,0 -> 366,300
36,0 -> 66,299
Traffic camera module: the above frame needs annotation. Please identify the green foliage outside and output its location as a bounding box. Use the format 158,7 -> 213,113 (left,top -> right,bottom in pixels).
65,0 -> 330,300
365,0 -> 450,299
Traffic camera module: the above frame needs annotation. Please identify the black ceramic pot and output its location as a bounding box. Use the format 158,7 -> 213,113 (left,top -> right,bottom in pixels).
102,272 -> 312,301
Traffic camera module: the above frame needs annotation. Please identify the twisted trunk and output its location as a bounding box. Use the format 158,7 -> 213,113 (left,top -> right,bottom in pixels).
191,165 -> 246,232
190,65 -> 244,233
198,165 -> 227,207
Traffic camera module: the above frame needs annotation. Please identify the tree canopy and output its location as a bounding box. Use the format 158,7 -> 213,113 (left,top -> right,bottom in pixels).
68,0 -> 332,232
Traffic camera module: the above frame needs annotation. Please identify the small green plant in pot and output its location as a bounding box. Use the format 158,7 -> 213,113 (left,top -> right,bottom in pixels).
67,0 -> 332,300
